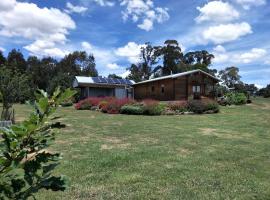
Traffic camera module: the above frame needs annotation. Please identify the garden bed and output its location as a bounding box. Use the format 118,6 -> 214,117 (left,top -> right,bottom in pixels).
74,97 -> 219,115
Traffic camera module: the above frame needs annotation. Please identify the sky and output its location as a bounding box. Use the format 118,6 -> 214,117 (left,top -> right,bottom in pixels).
0,0 -> 269,87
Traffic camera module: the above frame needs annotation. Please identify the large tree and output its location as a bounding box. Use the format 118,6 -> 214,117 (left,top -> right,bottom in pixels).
257,84 -> 270,98
7,49 -> 27,73
27,56 -> 57,91
127,42 -> 158,82
0,51 -> 6,66
58,51 -> 98,77
155,40 -> 183,75
0,67 -> 30,121
219,66 -> 241,89
127,64 -> 144,83
183,50 -> 215,73
108,74 -> 123,79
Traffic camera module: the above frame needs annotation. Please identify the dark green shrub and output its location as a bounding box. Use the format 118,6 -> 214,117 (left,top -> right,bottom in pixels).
225,92 -> 247,105
263,90 -> 270,98
188,99 -> 219,114
205,101 -> 220,113
247,99 -> 252,104
234,93 -> 247,105
142,100 -> 165,115
120,105 -> 144,115
187,100 -> 205,114
61,99 -> 73,107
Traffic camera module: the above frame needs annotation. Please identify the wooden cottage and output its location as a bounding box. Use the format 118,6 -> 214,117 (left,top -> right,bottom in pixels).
133,69 -> 219,101
73,76 -> 134,99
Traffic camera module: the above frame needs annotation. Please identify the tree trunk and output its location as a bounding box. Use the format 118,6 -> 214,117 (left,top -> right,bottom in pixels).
1,106 -> 15,123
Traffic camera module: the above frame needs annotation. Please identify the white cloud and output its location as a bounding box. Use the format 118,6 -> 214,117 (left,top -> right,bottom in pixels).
212,46 -> 267,64
138,19 -> 153,31
115,42 -> 144,63
236,48 -> 267,63
202,22 -> 252,44
0,46 -> 5,52
212,45 -> 229,63
120,70 -> 131,78
213,45 -> 226,53
235,0 -> 266,10
120,0 -> 169,31
81,41 -> 93,50
0,0 -> 16,11
196,1 -> 239,23
65,2 -> 88,14
94,0 -> 115,7
24,40 -> 70,58
81,41 -> 118,71
0,0 -> 75,58
106,63 -> 120,69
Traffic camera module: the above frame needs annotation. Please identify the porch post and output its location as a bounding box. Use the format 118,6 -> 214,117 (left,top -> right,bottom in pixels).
87,87 -> 90,97
186,75 -> 189,100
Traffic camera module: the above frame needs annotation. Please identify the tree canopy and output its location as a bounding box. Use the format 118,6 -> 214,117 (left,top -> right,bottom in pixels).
127,40 -> 215,82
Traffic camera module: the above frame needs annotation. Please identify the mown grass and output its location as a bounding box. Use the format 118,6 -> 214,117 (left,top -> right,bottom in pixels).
12,98 -> 270,199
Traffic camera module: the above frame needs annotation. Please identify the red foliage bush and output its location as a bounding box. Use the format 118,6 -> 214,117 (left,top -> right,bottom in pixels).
102,98 -> 135,114
75,97 -> 114,110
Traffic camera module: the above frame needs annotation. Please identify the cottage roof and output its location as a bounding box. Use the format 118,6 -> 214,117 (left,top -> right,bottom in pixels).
133,69 -> 220,85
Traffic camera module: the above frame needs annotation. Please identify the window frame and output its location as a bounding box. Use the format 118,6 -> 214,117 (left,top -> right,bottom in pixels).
192,85 -> 201,93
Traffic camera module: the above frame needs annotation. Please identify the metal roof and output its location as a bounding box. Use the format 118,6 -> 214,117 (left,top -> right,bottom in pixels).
133,69 -> 220,85
73,76 -> 135,87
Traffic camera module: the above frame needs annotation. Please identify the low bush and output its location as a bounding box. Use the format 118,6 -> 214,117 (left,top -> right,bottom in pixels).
168,101 -> 188,112
188,99 -> 219,114
225,92 -> 247,105
120,104 -> 144,115
217,97 -> 229,106
102,98 -> 135,114
60,99 -> 74,107
75,97 -> 113,110
142,100 -> 166,115
75,100 -> 92,110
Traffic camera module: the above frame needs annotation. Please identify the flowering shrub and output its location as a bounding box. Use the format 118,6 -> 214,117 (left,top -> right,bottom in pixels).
168,101 -> 188,112
75,97 -> 114,110
142,99 -> 166,115
75,100 -> 91,110
100,98 -> 135,114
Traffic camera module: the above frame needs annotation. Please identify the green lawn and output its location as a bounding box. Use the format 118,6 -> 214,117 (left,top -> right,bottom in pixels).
13,98 -> 270,199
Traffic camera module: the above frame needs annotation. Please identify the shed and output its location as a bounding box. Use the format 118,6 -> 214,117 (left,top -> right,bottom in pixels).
73,76 -> 134,99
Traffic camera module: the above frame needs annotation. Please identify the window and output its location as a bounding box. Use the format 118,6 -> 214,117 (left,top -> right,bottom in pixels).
192,85 -> 201,93
151,86 -> 155,92
161,84 -> 165,93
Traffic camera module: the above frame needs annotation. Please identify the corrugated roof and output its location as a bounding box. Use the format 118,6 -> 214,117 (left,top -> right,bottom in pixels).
75,76 -> 94,84
74,76 -> 135,86
133,69 -> 220,85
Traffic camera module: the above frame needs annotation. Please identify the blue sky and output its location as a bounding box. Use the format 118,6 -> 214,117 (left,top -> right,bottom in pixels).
0,0 -> 269,87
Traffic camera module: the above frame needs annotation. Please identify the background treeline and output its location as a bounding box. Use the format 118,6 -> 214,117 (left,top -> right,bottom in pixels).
0,39 -> 269,104
0,50 -> 98,102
